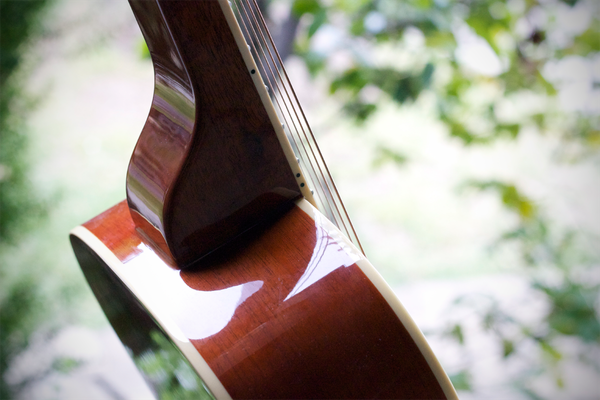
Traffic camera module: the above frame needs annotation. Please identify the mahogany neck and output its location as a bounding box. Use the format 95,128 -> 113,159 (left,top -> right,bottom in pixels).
126,0 -> 300,267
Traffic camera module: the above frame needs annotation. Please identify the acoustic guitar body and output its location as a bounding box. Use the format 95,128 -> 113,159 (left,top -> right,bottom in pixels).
71,199 -> 453,399
70,0 -> 457,398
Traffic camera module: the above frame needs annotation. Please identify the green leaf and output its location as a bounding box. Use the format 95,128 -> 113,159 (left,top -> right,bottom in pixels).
500,185 -> 536,219
441,116 -> 480,145
536,281 -> 600,342
425,31 -> 456,50
330,68 -> 369,94
412,0 -> 433,9
483,311 -> 496,331
391,76 -> 415,103
559,24 -> 600,56
535,70 -> 557,96
332,0 -> 370,14
496,123 -> 520,139
584,130 -> 600,147
449,370 -> 472,391
298,50 -> 326,76
372,146 -> 409,168
292,0 -> 322,16
372,66 -> 433,104
342,100 -> 377,123
420,63 -> 434,88
449,324 -> 465,345
52,357 -> 82,374
465,4 -> 505,55
308,9 -> 327,38
139,38 -> 150,60
502,339 -> 515,358
350,16 -> 365,36
539,340 -> 562,361
465,180 -> 537,220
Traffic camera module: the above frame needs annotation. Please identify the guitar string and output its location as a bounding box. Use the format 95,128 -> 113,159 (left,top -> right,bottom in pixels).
238,0 -> 336,224
233,0 -> 332,216
232,0 -> 363,253
232,0 -> 299,175
244,0 -> 362,252
246,0 -> 363,252
237,0 -> 339,221
244,0 -> 359,249
241,0 -> 348,237
234,0 -> 335,225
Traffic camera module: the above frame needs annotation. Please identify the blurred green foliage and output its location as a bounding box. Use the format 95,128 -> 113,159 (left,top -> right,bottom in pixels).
291,0 -> 599,148
0,0 -> 48,243
442,266 -> 599,393
1,1 -> 50,398
330,64 -> 434,123
439,181 -> 599,395
135,331 -> 214,400
285,0 -> 599,396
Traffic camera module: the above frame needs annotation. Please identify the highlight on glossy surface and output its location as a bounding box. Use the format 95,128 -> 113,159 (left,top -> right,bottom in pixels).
296,200 -> 458,400
70,225 -> 230,400
126,0 -> 301,267
73,200 -> 456,399
126,0 -> 369,268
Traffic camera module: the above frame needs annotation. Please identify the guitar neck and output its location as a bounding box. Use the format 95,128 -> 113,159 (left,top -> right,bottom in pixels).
126,0 -> 361,267
227,0 -> 363,252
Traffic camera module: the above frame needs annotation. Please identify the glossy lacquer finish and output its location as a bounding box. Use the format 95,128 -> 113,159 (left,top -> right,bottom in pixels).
127,0 -> 300,267
80,201 -> 447,399
70,234 -> 214,400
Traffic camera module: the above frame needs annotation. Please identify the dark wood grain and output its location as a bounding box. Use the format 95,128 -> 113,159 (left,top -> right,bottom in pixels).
82,202 -> 447,399
83,200 -> 143,263
126,0 -> 300,267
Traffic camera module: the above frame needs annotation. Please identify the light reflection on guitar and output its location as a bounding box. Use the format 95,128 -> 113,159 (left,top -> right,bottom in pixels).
70,0 -> 458,398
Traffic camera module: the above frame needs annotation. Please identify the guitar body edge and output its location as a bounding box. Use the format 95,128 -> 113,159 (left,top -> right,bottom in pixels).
70,225 -> 231,400
71,199 -> 456,399
296,200 -> 457,400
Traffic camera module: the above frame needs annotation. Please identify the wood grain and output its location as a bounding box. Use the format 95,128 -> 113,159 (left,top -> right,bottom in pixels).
126,0 -> 300,267
82,202 -> 447,399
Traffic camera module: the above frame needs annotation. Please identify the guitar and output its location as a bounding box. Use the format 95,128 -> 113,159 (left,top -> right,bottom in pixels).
70,0 -> 458,398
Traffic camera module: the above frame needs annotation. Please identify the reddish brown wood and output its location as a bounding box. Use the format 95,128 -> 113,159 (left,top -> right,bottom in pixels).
126,0 -> 300,267
84,200 -> 142,263
83,202 -> 447,399
77,1 -> 452,397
